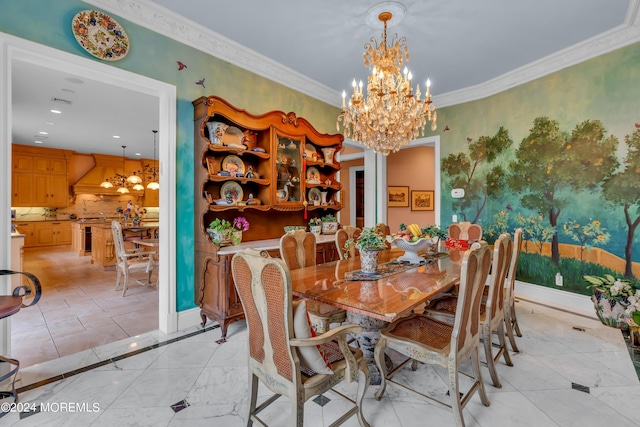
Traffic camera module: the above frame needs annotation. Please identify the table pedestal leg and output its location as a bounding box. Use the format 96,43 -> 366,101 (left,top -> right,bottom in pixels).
346,311 -> 391,385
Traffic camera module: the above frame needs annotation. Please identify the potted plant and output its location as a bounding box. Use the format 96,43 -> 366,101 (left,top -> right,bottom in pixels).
309,217 -> 322,235
584,274 -> 639,329
321,213 -> 338,234
207,218 -> 232,245
231,216 -> 250,245
346,227 -> 387,273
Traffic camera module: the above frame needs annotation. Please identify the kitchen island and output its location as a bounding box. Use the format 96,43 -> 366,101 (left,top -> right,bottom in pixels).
89,221 -> 159,269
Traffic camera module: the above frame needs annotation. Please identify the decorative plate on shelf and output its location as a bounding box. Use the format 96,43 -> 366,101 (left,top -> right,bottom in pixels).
308,188 -> 322,205
220,181 -> 243,204
304,144 -> 316,159
71,10 -> 129,61
306,166 -> 321,183
222,155 -> 245,175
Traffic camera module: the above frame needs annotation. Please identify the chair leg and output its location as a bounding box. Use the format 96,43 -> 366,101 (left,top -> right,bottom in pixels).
511,305 -> 522,337
292,393 -> 303,427
447,362 -> 465,427
373,338 -> 387,401
356,361 -> 371,427
504,312 -> 520,353
482,322 -> 502,388
122,269 -> 130,297
247,374 -> 258,427
496,323 -> 513,367
471,348 -> 490,406
115,269 -> 122,291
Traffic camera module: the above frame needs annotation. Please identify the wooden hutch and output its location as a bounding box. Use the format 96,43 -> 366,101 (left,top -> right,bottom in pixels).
193,96 -> 343,341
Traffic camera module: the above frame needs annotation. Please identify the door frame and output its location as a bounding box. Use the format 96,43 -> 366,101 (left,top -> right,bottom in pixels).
0,33 -> 178,355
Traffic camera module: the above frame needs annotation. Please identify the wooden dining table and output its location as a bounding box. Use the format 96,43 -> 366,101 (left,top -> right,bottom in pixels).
290,250 -> 462,384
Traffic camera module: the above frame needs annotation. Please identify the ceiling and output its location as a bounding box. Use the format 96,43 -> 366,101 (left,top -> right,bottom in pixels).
10,0 -> 633,158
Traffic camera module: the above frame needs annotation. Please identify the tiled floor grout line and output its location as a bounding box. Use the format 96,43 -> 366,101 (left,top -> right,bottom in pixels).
16,324 -> 221,393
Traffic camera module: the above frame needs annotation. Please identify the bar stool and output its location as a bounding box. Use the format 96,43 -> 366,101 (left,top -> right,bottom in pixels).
0,270 -> 41,418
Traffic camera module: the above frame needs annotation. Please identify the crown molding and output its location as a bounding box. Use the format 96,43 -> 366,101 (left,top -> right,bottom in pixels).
85,0 -> 640,110
82,0 -> 337,106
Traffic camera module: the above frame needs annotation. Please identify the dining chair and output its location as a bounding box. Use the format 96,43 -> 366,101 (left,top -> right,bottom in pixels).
111,220 -> 156,297
425,234 -> 514,388
448,221 -> 483,242
280,229 -> 347,333
231,248 -> 370,427
335,225 -> 362,259
504,228 -> 524,352
373,242 -> 492,427
0,269 -> 42,417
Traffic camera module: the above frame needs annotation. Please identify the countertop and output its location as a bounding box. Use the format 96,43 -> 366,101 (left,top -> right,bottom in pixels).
217,233 -> 335,255
11,232 -> 25,238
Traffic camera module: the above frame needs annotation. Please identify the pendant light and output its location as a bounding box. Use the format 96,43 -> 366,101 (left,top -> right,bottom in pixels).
146,130 -> 159,190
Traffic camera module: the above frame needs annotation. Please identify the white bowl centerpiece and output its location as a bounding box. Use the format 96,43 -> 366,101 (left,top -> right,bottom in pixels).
389,223 -> 447,264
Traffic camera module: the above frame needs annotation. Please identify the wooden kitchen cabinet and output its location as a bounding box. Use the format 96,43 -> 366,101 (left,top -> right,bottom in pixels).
193,96 -> 343,342
13,222 -> 35,247
11,144 -> 70,207
34,221 -> 72,246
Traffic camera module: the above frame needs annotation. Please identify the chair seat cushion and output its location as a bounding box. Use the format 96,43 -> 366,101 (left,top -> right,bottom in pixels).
386,314 -> 452,351
0,295 -> 22,319
292,299 -> 333,375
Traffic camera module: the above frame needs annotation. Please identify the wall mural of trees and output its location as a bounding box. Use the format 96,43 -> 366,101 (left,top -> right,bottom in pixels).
441,116 -> 639,296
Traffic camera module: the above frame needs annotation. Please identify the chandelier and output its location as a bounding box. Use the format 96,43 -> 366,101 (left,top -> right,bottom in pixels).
336,11 -> 436,156
99,145 -> 144,193
146,130 -> 159,190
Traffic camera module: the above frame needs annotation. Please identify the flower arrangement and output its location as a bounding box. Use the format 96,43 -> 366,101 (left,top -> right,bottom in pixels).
208,218 -> 232,233
309,217 -> 322,226
233,216 -> 250,231
584,274 -> 637,298
584,274 -> 640,329
625,290 -> 640,325
393,223 -> 447,242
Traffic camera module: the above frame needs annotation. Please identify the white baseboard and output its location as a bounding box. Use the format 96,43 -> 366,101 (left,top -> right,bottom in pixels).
514,280 -> 595,316
177,307 -> 205,331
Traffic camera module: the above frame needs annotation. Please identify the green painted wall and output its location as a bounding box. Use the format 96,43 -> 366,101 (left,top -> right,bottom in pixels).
1,1 -> 340,311
428,42 -> 640,294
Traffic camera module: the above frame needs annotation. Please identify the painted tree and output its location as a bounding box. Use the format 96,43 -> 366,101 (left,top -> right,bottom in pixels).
441,126 -> 512,223
562,219 -> 611,262
507,117 -> 618,264
602,128 -> 640,278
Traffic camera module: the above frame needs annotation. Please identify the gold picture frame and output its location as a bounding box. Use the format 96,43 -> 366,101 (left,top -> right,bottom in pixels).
387,186 -> 409,207
411,190 -> 434,211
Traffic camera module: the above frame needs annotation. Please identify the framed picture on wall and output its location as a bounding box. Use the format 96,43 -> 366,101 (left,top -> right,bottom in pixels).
411,190 -> 434,211
387,186 -> 409,207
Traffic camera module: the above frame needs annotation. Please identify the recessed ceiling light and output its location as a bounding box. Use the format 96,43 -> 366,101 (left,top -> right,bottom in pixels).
39,131 -> 48,135
50,109 -> 61,114
34,140 -> 43,144
65,77 -> 84,84
113,135 -> 121,139
135,152 -> 141,156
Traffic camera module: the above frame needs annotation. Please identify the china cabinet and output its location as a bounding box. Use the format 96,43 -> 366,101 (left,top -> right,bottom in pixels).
193,96 -> 343,341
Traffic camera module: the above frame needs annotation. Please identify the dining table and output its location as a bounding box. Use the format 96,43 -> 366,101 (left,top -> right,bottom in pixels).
289,250 -> 462,384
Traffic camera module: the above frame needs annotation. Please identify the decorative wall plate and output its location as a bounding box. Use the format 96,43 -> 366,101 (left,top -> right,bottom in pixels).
222,155 -> 245,175
72,10 -> 129,61
308,188 -> 322,205
306,166 -> 321,183
220,181 -> 243,203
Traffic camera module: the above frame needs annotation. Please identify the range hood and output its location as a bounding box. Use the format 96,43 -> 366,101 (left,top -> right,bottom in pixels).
73,154 -> 145,195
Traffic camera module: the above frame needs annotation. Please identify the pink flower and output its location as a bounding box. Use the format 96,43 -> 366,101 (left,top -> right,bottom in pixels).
233,217 -> 250,231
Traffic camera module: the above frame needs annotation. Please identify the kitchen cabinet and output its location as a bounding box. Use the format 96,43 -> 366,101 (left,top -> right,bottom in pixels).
13,222 -> 35,247
34,221 -> 72,246
71,222 -> 92,256
11,144 -> 70,207
193,96 -> 343,341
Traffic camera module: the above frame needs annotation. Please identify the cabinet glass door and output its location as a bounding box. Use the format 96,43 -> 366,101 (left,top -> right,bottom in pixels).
275,135 -> 302,205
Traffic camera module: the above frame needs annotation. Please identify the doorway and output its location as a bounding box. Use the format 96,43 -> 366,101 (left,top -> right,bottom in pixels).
1,34 -> 177,358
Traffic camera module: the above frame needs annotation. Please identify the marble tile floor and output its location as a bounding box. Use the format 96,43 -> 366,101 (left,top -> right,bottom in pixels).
11,246 -> 159,367
3,297 -> 640,426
